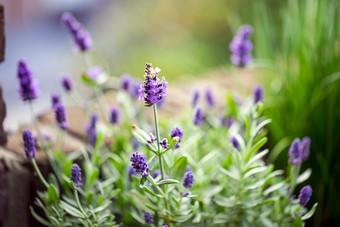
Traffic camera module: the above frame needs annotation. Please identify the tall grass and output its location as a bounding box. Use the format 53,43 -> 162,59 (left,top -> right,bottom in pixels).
251,0 -> 340,225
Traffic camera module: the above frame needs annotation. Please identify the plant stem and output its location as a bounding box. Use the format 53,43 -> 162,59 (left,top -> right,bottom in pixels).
153,104 -> 165,180
32,158 -> 49,188
74,189 -> 92,227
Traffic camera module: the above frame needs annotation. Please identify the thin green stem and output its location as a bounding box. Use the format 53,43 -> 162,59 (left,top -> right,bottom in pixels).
153,104 -> 165,180
74,189 -> 90,223
32,158 -> 49,188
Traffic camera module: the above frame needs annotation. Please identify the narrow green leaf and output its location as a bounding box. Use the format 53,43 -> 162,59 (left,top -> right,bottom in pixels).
140,185 -> 163,198
218,166 -> 239,180
47,184 -> 59,204
263,182 -> 285,196
156,179 -> 179,186
301,203 -> 318,220
60,201 -> 84,218
296,168 -> 312,184
244,166 -> 267,178
30,207 -> 53,226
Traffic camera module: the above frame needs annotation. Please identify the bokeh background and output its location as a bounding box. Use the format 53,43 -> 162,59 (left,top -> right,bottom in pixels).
1,0 -> 339,226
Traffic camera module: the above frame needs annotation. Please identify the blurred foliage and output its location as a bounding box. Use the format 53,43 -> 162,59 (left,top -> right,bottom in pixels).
251,0 -> 340,226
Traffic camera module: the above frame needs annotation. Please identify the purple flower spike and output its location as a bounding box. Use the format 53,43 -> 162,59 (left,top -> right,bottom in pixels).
298,185 -> 312,206
301,137 -> 311,161
139,63 -> 168,106
182,166 -> 194,188
51,93 -> 61,108
205,89 -> 215,107
229,25 -> 253,67
61,12 -> 92,52
289,138 -> 302,165
130,152 -> 149,178
87,114 -> 98,147
221,116 -> 235,128
61,76 -> 73,92
17,60 -> 40,101
253,85 -> 264,104
110,107 -> 120,125
144,211 -> 154,224
128,166 -> 138,181
192,90 -> 200,107
193,108 -> 204,126
55,103 -> 69,130
70,163 -> 82,187
22,130 -> 36,159
170,126 -> 184,149
231,136 -> 240,151
160,138 -> 169,149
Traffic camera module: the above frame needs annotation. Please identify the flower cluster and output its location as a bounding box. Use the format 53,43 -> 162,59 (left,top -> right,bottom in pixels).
288,137 -> 311,165
229,25 -> 253,67
298,185 -> 312,206
121,74 -> 141,98
139,63 -> 168,106
61,76 -> 73,92
55,103 -> 69,130
17,60 -> 39,101
160,138 -> 169,149
147,133 -> 157,144
182,166 -> 194,188
193,108 -> 204,126
253,85 -> 264,104
70,163 -> 82,187
130,152 -> 149,178
110,107 -> 120,125
87,114 -> 98,147
170,126 -> 184,148
22,130 -> 36,159
144,211 -> 154,224
61,12 -> 92,52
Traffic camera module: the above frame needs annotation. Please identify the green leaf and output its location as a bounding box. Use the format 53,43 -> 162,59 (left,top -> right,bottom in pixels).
88,168 -> 100,187
296,168 -> 312,184
156,179 -> 179,186
172,156 -> 188,177
263,182 -> 285,196
140,185 -> 163,198
301,203 -> 318,220
60,201 -> 85,218
218,166 -> 239,180
47,184 -> 59,204
250,138 -> 268,156
227,93 -> 238,117
244,166 -> 267,178
252,119 -> 272,137
81,74 -> 97,86
30,207 -> 53,226
292,216 -> 303,227
245,149 -> 269,169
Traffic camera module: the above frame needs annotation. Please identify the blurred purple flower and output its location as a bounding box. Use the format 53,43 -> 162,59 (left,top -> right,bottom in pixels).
253,85 -> 264,104
229,25 -> 253,67
170,126 -> 184,148
51,93 -> 61,108
221,116 -> 235,128
22,130 -> 36,159
182,166 -> 194,188
86,66 -> 103,80
130,152 -> 149,178
110,107 -> 120,125
160,138 -> 169,149
289,138 -> 302,165
17,60 -> 40,101
61,76 -> 73,92
301,137 -> 311,161
144,211 -> 154,224
298,185 -> 312,206
192,90 -> 200,107
231,136 -> 240,151
54,103 -> 69,130
205,89 -> 215,107
87,114 -> 98,147
61,12 -> 92,52
193,108 -> 204,126
70,163 -> 82,187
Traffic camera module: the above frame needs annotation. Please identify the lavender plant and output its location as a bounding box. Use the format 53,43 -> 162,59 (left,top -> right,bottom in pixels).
15,12 -> 318,227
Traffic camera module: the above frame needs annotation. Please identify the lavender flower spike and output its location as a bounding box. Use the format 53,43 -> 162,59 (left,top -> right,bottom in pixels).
192,90 -> 200,107
229,25 -> 253,67
182,166 -> 194,188
193,108 -> 204,126
139,63 -> 168,106
253,85 -> 264,104
17,60 -> 40,101
110,107 -> 120,125
51,93 -> 61,108
61,76 -> 73,92
87,114 -> 98,147
130,152 -> 149,178
205,89 -> 215,107
55,103 -> 69,130
61,12 -> 92,52
298,185 -> 312,206
22,130 -> 36,159
288,138 -> 302,165
128,166 -> 138,181
231,136 -> 240,151
144,211 -> 154,224
301,137 -> 311,161
170,126 -> 184,148
70,163 -> 82,187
